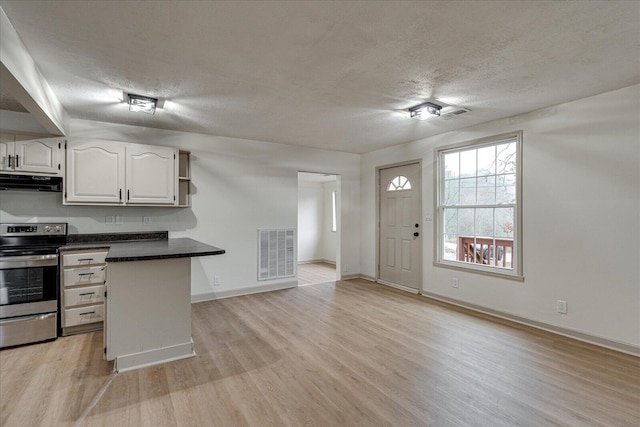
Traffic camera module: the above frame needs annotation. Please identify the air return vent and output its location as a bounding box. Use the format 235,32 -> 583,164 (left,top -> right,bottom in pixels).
440,107 -> 471,120
258,229 -> 296,281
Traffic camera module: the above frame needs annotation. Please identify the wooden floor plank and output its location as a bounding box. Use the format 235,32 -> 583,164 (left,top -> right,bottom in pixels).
1,279 -> 638,426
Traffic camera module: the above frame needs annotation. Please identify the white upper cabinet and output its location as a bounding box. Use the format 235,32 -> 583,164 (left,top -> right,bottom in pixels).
64,139 -> 177,206
65,139 -> 126,204
125,144 -> 176,205
0,134 -> 62,175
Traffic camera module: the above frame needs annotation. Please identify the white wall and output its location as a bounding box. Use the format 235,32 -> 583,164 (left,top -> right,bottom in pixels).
361,84 -> 640,350
298,180 -> 324,262
0,118 -> 360,300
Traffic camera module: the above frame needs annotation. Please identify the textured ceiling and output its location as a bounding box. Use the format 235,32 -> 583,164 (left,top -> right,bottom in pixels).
1,1 -> 638,153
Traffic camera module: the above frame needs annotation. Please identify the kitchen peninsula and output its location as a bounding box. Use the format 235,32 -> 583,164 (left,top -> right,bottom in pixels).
60,232 -> 225,372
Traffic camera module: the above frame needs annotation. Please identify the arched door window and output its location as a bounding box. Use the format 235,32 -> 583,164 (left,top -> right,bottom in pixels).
387,175 -> 412,191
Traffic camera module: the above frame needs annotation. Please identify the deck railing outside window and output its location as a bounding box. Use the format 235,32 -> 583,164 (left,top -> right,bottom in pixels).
457,236 -> 513,268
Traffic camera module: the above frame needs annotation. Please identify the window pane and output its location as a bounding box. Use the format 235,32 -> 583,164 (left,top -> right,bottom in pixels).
458,208 -> 475,236
444,152 -> 459,179
495,207 -> 514,238
444,180 -> 460,205
460,149 -> 476,178
443,233 -> 458,261
496,174 -> 516,204
475,208 -> 494,237
497,143 -> 516,174
444,208 -> 458,235
459,178 -> 476,205
477,145 -> 496,177
476,175 -> 496,204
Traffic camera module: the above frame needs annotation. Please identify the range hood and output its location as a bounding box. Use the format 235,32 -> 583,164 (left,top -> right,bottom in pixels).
0,174 -> 63,192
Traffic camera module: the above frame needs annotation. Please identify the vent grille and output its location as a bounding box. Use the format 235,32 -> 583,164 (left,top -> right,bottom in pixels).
258,228 -> 296,281
440,107 -> 471,120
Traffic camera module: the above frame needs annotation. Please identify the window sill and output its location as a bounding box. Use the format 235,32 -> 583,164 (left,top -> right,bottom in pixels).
434,260 -> 524,282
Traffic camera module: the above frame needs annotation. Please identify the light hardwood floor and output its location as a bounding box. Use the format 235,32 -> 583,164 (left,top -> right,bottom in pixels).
297,262 -> 336,286
1,279 -> 639,426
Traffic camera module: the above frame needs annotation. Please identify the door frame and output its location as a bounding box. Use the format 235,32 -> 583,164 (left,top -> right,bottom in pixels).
376,160 -> 423,293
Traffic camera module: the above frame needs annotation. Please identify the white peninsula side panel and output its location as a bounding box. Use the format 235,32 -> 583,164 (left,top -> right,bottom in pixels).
105,257 -> 193,372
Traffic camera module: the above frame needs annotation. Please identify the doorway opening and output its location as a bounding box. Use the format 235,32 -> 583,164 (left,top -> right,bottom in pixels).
297,172 -> 339,286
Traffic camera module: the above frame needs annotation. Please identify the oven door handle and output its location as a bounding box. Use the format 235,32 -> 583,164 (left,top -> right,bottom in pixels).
0,254 -> 58,268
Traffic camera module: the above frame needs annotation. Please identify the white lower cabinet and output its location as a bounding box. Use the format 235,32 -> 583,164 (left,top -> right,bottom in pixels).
61,249 -> 108,335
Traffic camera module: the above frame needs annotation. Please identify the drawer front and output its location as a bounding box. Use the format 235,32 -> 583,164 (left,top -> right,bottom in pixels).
63,251 -> 107,267
64,285 -> 105,307
64,304 -> 104,327
64,265 -> 106,287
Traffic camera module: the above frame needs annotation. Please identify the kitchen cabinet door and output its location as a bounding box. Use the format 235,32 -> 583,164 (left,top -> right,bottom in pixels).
125,144 -> 176,205
14,138 -> 62,175
0,135 -> 61,174
65,140 -> 126,204
0,134 -> 12,172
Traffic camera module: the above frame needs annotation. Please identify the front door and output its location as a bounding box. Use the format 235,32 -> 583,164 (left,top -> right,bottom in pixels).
379,163 -> 422,290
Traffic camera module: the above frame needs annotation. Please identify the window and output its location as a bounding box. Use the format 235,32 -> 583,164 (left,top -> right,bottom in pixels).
387,175 -> 412,191
436,131 -> 522,278
331,190 -> 337,232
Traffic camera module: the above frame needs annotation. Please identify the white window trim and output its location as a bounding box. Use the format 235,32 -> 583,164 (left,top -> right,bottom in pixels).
434,131 -> 524,281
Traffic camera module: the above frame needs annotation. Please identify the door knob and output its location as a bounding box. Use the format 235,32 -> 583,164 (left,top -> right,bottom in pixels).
413,232 -> 420,237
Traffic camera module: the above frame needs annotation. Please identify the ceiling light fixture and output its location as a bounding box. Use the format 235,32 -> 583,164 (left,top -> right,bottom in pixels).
408,101 -> 442,120
128,93 -> 158,115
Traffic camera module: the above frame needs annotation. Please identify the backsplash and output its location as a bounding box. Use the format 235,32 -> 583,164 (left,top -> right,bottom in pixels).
0,191 -> 196,233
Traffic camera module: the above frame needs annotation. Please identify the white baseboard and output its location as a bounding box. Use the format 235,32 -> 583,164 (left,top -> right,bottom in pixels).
421,291 -> 640,357
191,279 -> 298,303
298,259 -> 336,265
114,340 -> 195,373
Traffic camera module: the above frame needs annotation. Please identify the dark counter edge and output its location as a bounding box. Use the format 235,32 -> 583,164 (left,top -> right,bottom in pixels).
105,249 -> 226,263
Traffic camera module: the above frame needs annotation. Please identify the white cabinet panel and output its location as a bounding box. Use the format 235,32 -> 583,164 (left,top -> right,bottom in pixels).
64,304 -> 104,327
65,140 -> 125,204
62,250 -> 108,266
63,265 -> 106,287
126,144 -> 176,205
64,285 -> 105,307
65,139 -> 177,206
0,136 -> 62,175
14,138 -> 60,174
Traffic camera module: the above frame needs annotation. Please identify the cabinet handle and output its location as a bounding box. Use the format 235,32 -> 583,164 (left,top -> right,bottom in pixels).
79,292 -> 96,296
7,155 -> 12,168
78,272 -> 94,276
15,155 -> 19,168
119,189 -> 122,201
77,258 -> 93,262
127,189 -> 130,201
79,310 -> 96,316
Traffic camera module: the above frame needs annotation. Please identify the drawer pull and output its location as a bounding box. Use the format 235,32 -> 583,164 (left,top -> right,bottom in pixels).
79,311 -> 96,316
77,258 -> 94,262
78,292 -> 96,296
78,272 -> 94,276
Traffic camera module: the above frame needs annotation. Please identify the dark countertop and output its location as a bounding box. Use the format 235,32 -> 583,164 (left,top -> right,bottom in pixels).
60,232 -> 225,262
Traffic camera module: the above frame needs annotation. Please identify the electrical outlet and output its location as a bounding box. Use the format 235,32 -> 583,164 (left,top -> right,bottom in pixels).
105,216 -> 114,224
142,216 -> 151,225
115,216 -> 123,225
344,264 -> 349,273
452,278 -> 459,288
557,300 -> 567,314
214,276 -> 221,286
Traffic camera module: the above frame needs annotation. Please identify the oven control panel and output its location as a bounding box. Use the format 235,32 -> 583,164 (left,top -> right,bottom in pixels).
1,223 -> 67,236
